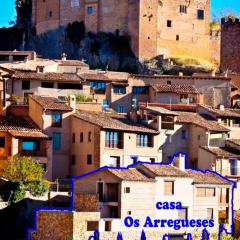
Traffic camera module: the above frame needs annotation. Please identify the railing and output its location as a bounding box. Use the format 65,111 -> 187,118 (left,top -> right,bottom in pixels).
161,121 -> 174,130
19,150 -> 47,157
105,141 -> 123,149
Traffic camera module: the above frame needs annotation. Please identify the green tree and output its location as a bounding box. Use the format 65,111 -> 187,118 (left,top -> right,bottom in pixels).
1,157 -> 49,204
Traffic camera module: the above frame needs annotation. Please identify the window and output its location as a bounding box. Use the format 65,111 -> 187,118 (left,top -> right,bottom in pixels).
88,132 -> 92,142
58,83 -> 82,89
87,154 -> 92,165
90,81 -> 106,92
137,134 -> 152,147
113,86 -> 126,94
87,6 -> 93,14
49,11 -> 52,17
167,81 -> 171,85
196,188 -> 215,197
87,221 -> 99,231
127,211 -> 132,215
230,159 -> 238,176
207,208 -> 213,220
72,155 -> 76,166
71,0 -> 79,7
197,135 -> 201,140
80,132 -> 84,142
22,141 -> 37,151
178,207 -> 188,220
180,5 -> 187,13
117,106 -> 125,113
0,137 -> 5,148
22,80 -> 30,90
164,181 -> 174,195
110,156 -> 121,167
53,133 -> 61,150
41,82 -> 54,88
176,35 -> 180,41
181,130 -> 188,140
105,221 -> 111,232
197,9 -> 204,19
72,133 -> 75,143
51,113 -> 62,127
105,131 -> 121,148
167,20 -> 172,27
124,187 -> 130,193
150,158 -> 155,163
132,86 -> 147,94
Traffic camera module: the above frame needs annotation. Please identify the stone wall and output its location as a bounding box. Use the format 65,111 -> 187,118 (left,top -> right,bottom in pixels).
73,193 -> 98,212
221,18 -> 240,73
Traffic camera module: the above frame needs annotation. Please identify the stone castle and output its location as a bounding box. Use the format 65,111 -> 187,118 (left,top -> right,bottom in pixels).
221,17 -> 240,73
32,0 -> 213,61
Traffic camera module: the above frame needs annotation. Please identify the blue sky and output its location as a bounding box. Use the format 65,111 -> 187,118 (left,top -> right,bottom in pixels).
0,0 -> 240,28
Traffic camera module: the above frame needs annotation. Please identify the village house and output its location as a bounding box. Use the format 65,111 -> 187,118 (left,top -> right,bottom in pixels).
198,139 -> 240,210
29,154 -> 234,240
28,95 -> 74,179
197,104 -> 240,139
70,109 -> 161,176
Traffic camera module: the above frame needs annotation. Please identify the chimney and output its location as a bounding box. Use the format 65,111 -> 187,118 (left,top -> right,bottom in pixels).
179,72 -> 183,77
61,53 -> 67,61
219,104 -> 225,111
68,95 -> 76,113
173,153 -> 186,171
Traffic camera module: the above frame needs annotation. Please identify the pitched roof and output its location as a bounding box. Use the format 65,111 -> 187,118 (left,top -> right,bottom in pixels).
200,146 -> 240,158
108,169 -> 154,182
56,60 -> 89,67
199,105 -> 240,118
13,71 -> 83,83
140,164 -> 231,185
0,116 -> 49,139
31,96 -> 73,111
74,110 -> 159,134
140,105 -> 179,116
151,84 -> 199,94
176,112 -> 229,132
227,139 -> 240,146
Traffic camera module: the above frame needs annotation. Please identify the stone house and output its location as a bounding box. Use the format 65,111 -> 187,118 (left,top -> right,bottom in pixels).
70,110 -> 161,176
29,155 -> 234,240
197,104 -> 240,139
0,115 -> 51,175
28,95 -> 74,179
32,0 -> 211,61
149,84 -> 201,104
198,139 -> 240,210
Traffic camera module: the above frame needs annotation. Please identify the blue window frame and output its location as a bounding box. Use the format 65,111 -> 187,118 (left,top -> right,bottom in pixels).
52,113 -> 62,127
53,133 -> 61,150
137,134 -> 151,147
105,131 -> 121,148
117,106 -> 125,113
181,130 -> 188,140
22,141 -> 37,151
197,9 -> 204,20
90,81 -> 106,91
87,6 -> 93,14
230,159 -> 238,176
113,86 -> 126,94
132,86 -> 147,94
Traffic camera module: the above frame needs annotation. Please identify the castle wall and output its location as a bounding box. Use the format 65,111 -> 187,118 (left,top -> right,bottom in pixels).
221,18 -> 240,73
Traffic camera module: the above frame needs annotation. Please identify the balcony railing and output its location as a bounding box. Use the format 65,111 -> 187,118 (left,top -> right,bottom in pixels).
105,141 -> 123,149
19,150 -> 47,157
161,122 -> 174,130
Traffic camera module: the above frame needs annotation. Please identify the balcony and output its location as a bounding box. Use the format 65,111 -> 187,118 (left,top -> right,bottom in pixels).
105,141 -> 123,149
161,121 -> 174,130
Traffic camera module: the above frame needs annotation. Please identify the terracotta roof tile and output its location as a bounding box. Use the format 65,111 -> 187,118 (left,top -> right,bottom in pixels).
199,105 -> 240,118
176,112 -> 229,132
108,169 -> 154,182
31,96 -> 73,111
74,110 -> 159,134
140,164 -> 231,185
140,105 -> 179,116
13,71 -> 83,82
227,139 -> 240,146
151,84 -> 199,94
56,60 -> 89,67
200,146 -> 240,158
0,116 -> 49,139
